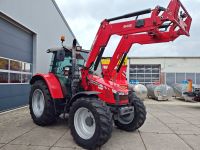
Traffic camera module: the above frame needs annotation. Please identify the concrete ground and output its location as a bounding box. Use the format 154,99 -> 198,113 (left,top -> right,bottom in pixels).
0,98 -> 200,150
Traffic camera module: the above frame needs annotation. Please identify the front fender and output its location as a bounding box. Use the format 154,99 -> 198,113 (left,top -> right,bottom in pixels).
68,91 -> 100,107
30,73 -> 64,99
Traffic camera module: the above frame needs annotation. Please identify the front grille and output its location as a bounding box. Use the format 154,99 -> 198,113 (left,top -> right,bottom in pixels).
119,95 -> 128,100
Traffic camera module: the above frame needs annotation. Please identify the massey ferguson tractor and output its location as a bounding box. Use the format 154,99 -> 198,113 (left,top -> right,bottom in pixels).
29,0 -> 191,149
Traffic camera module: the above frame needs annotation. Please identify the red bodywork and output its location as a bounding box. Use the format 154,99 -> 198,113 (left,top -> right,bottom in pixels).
87,74 -> 129,104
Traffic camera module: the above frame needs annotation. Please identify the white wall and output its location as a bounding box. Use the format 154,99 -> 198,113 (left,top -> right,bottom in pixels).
0,0 -> 75,73
129,57 -> 200,73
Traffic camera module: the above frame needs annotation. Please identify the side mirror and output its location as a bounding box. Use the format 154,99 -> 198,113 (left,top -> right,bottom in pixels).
56,50 -> 65,61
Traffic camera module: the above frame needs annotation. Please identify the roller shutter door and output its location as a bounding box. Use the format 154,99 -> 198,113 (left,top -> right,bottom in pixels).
129,64 -> 161,85
0,16 -> 33,112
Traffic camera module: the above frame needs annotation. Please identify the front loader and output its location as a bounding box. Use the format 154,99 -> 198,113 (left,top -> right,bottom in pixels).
29,0 -> 192,149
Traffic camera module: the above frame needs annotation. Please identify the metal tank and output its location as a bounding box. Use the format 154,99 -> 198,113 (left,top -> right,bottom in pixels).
172,83 -> 200,102
128,84 -> 148,100
146,84 -> 174,101
172,83 -> 188,99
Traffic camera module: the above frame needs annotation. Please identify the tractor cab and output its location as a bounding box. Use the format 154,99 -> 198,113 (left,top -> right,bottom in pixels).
48,47 -> 85,77
47,38 -> 89,97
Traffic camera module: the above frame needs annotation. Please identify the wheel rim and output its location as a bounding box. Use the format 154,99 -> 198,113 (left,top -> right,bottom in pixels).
74,107 -> 96,140
118,111 -> 135,125
32,89 -> 45,118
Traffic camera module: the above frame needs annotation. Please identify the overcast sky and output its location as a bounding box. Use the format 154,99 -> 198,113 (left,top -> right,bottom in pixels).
55,0 -> 200,57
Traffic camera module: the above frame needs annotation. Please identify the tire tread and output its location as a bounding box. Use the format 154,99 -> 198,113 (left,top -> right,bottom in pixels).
29,80 -> 57,126
69,97 -> 113,149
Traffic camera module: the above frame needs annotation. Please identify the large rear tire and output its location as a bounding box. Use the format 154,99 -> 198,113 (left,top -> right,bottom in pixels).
114,93 -> 146,131
69,97 -> 113,149
29,80 -> 57,126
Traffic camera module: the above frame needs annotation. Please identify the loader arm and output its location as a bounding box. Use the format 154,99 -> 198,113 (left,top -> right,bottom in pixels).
82,0 -> 192,89
104,31 -> 181,80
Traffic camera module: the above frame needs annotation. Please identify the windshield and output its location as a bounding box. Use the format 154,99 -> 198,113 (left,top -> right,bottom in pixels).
51,50 -> 86,76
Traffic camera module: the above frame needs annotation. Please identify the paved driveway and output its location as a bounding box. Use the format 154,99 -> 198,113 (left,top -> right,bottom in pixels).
0,99 -> 200,150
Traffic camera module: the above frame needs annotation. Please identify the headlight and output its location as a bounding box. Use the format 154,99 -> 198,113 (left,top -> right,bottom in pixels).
118,92 -> 126,95
112,90 -> 126,95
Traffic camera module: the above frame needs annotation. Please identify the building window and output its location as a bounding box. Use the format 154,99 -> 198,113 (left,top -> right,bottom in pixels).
0,57 -> 32,84
0,72 -> 8,83
130,68 -> 136,73
145,74 -> 151,78
10,73 -> 21,83
152,74 -> 159,78
22,62 -> 31,72
10,60 -> 22,71
166,73 -> 175,86
186,73 -> 195,84
176,73 -> 185,83
145,79 -> 151,83
196,73 -> 200,84
130,74 -> 137,78
0,57 -> 9,70
137,74 -> 144,78
165,72 -> 199,85
145,68 -> 151,73
152,65 -> 160,73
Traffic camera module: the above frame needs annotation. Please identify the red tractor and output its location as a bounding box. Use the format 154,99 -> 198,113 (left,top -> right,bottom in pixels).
29,0 -> 191,149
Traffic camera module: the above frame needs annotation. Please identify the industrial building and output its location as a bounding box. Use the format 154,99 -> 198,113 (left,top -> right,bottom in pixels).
128,57 -> 200,85
0,0 -> 75,111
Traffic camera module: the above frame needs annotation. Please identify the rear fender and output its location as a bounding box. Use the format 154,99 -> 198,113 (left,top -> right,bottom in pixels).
30,73 -> 64,99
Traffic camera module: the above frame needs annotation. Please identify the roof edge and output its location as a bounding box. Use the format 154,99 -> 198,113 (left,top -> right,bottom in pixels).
51,0 -> 78,43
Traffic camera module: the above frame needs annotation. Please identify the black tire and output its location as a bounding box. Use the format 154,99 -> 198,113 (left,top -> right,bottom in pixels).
114,93 -> 146,131
29,80 -> 57,126
69,97 -> 113,149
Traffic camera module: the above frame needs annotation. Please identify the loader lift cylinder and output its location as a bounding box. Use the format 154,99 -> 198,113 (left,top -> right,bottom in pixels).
106,8 -> 152,22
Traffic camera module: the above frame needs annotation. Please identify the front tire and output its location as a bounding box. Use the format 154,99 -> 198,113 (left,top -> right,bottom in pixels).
29,80 -> 57,126
69,97 -> 113,149
114,93 -> 146,131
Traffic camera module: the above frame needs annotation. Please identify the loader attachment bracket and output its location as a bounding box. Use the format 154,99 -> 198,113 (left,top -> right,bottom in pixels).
162,0 -> 192,36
